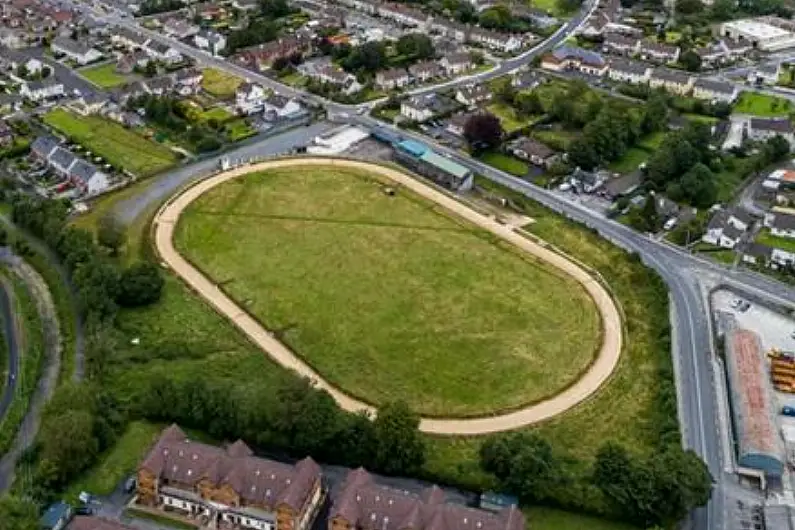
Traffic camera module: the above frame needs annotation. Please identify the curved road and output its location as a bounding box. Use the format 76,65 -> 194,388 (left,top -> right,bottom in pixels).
153,157 -> 623,436
0,277 -> 18,423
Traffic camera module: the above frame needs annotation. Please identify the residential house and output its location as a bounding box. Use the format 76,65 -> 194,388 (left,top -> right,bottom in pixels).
509,137 -> 558,168
648,68 -> 693,96
375,68 -> 410,90
71,92 -> 107,115
455,84 -> 491,107
468,28 -> 522,53
0,94 -> 23,113
0,120 -> 13,147
143,76 -> 175,96
724,38 -> 752,59
695,44 -> 726,68
69,158 -> 109,196
41,502 -> 72,530
377,3 -> 428,28
439,52 -> 472,76
400,93 -> 458,122
313,64 -> 362,94
236,82 -> 267,115
748,62 -> 781,85
603,34 -> 639,55
163,19 -> 199,40
0,27 -> 25,48
702,208 -> 751,248
51,37 -> 102,65
541,46 -> 608,76
431,20 -> 469,43
747,117 -> 795,146
608,58 -> 650,84
328,468 -> 524,530
409,61 -> 442,83
692,78 -> 738,103
49,146 -> 76,176
144,41 -> 183,64
393,139 -> 474,191
603,171 -> 642,200
510,6 -> 558,29
511,70 -> 540,90
136,425 -> 324,530
111,28 -> 149,50
174,67 -> 203,96
742,242 -> 774,267
20,78 -> 63,101
194,29 -> 226,55
445,112 -> 473,137
638,40 -> 680,63
262,94 -> 303,120
233,0 -> 261,10
30,135 -> 58,160
771,213 -> 795,238
236,37 -> 311,70
570,167 -> 607,193
3,51 -> 43,76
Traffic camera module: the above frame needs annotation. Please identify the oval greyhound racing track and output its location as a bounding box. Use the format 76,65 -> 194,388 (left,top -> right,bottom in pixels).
153,157 -> 624,435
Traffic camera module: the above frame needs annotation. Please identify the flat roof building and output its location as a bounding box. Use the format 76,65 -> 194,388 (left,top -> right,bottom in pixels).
720,19 -> 795,51
394,140 -> 473,192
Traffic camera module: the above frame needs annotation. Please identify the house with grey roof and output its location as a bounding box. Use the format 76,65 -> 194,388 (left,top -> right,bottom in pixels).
20,78 -> 64,101
31,136 -> 59,160
692,78 -> 738,103
48,146 -> 76,176
608,59 -> 650,84
541,46 -> 608,76
649,68 -> 693,96
69,158 -> 109,196
51,37 -> 102,65
747,117 -> 795,146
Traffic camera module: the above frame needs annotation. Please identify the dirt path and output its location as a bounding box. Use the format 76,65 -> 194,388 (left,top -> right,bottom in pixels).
153,158 -> 623,435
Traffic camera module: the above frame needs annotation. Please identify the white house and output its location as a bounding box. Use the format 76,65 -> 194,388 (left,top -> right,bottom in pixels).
375,68 -> 410,90
649,68 -> 693,96
638,40 -> 680,63
400,94 -> 457,122
771,213 -> 795,238
194,29 -> 226,55
439,52 -> 472,76
455,84 -> 491,106
692,78 -> 738,103
747,117 -> 795,146
608,59 -> 650,84
145,40 -> 183,64
20,79 -> 64,101
702,208 -> 752,249
69,158 -> 109,196
51,37 -> 102,65
262,94 -> 303,120
468,28 -> 522,53
235,82 -> 266,115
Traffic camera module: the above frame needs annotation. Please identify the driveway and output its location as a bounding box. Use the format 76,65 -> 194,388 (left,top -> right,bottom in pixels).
153,158 -> 623,436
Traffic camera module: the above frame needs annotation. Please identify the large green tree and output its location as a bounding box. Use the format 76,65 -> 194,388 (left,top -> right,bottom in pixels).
373,401 -> 425,475
0,495 -> 39,530
97,214 -> 126,256
116,262 -> 164,307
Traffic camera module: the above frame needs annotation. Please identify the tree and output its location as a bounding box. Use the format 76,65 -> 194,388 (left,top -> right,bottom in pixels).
15,64 -> 27,78
567,139 -> 599,170
514,91 -> 543,116
275,378 -> 343,457
710,0 -> 736,20
641,92 -> 668,134
0,228 -> 7,247
764,134 -> 791,163
679,50 -> 702,72
676,0 -> 703,14
41,66 -> 52,78
372,401 -> 425,475
463,112 -> 503,150
144,61 -> 158,77
38,409 -> 99,483
478,5 -> 512,30
395,33 -> 434,61
629,194 -> 660,233
0,496 -> 39,530
480,432 -> 563,503
556,0 -> 582,13
593,443 -> 634,515
679,163 -> 717,208
97,214 -> 126,255
84,325 -> 119,380
260,0 -> 289,18
116,262 -> 164,307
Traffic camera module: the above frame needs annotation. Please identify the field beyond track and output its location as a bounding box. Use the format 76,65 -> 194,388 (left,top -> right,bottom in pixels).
174,165 -> 601,417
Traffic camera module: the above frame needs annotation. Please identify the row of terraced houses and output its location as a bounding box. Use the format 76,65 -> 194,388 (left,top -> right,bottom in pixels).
135,425 -> 525,530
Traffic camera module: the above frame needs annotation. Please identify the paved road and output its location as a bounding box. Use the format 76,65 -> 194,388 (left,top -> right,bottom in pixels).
0,277 -> 19,423
154,157 -> 623,435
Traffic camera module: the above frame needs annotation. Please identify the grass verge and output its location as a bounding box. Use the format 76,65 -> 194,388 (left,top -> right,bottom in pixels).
757,228 -> 795,253
124,508 -> 198,530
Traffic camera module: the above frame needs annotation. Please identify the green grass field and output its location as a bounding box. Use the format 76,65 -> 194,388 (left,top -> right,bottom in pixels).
608,147 -> 649,174
224,119 -> 257,142
532,0 -> 573,17
43,109 -> 178,177
733,92 -> 793,117
201,68 -> 243,98
478,151 -> 530,177
485,102 -> 538,133
200,106 -> 235,123
79,63 -> 129,88
526,508 -> 638,530
65,421 -> 162,501
174,166 -> 601,417
757,229 -> 795,253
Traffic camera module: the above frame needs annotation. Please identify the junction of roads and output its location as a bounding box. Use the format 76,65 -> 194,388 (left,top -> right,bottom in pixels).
56,0 -> 795,528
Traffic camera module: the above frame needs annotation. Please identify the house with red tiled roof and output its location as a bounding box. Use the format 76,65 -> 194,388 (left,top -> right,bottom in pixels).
136,425 -> 324,530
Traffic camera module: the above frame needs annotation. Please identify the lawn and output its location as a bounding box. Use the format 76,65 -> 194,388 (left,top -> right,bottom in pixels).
224,119 -> 257,142
79,63 -> 129,89
533,129 -> 579,151
199,106 -> 235,123
478,151 -> 529,177
124,508 -> 198,530
637,132 -> 665,150
733,92 -> 793,117
279,72 -> 309,88
201,68 -> 243,98
424,177 -> 673,486
42,109 -> 178,177
532,0 -> 574,17
526,508 -> 639,530
757,229 -> 795,253
485,102 -> 538,133
174,166 -> 601,417
65,421 -> 162,501
608,147 -> 649,174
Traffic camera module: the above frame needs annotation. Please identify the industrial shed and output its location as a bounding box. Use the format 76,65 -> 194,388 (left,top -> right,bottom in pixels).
725,328 -> 785,479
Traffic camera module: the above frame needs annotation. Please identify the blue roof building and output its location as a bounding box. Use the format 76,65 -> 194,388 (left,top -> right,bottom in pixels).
395,139 -> 428,158
40,502 -> 72,530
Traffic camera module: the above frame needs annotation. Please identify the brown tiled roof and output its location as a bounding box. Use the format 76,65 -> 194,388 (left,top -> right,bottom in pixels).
68,516 -> 136,530
140,425 -> 321,511
331,469 -> 525,530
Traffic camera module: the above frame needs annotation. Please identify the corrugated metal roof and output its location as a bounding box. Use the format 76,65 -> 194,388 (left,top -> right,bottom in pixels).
397,139 -> 428,157
419,150 -> 470,179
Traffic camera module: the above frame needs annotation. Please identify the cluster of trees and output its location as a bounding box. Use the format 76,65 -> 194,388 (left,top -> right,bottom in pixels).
334,34 -> 435,75
138,0 -> 183,16
463,112 -> 504,150
10,196 -> 165,325
394,33 -> 435,63
132,375 -> 426,477
127,94 -> 223,153
479,432 -> 712,528
568,92 -> 668,171
478,5 -> 532,32
226,0 -> 291,53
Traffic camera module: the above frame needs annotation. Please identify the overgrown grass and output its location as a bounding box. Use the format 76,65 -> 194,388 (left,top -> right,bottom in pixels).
485,102 -> 539,133
733,92 -> 793,117
0,269 -> 45,455
174,166 -> 601,417
65,420 -> 162,501
477,151 -> 530,177
201,68 -> 243,98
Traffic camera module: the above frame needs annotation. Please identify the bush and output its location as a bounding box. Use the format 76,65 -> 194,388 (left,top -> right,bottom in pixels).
116,263 -> 164,308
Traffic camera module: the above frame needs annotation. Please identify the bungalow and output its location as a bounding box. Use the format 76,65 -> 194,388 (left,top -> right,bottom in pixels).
0,94 -> 22,113
702,208 -> 751,248
400,93 -> 458,122
638,40 -> 680,63
375,68 -> 410,90
743,242 -> 774,267
235,82 -> 266,115
692,78 -> 738,103
649,68 -> 693,96
570,167 -> 607,193
603,170 -> 642,200
262,94 -> 303,120
144,40 -> 183,64
439,52 -> 472,75
4,53 -> 43,76
143,76 -> 174,96
162,19 -> 200,39
695,44 -> 726,67
608,58 -> 650,84
194,29 -> 226,55
748,62 -> 781,86
468,28 -> 522,53
747,117 -> 795,146
174,67 -> 203,95
51,37 -> 102,65
455,84 -> 491,106
771,213 -> 795,239
603,33 -> 639,55
509,137 -> 558,168
541,46 -> 608,76
111,28 -> 149,50
511,70 -> 540,90
20,78 -> 63,101
409,61 -> 442,83
313,65 -> 362,94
